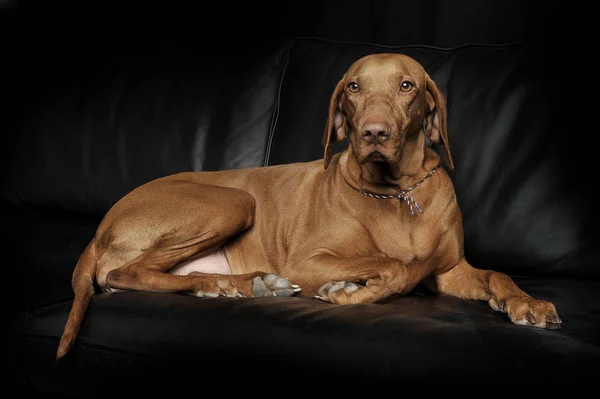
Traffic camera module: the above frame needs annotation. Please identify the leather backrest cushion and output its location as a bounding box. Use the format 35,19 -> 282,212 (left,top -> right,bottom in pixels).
269,38 -> 596,279
2,48 -> 285,216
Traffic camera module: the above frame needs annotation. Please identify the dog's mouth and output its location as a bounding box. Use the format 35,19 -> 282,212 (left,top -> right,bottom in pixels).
352,134 -> 402,166
364,149 -> 399,165
366,151 -> 389,163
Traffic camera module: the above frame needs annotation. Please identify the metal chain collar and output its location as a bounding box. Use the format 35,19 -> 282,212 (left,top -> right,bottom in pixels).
358,165 -> 441,216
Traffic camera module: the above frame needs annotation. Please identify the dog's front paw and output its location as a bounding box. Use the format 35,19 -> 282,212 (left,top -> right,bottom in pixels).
252,274 -> 301,297
315,281 -> 360,304
500,297 -> 562,330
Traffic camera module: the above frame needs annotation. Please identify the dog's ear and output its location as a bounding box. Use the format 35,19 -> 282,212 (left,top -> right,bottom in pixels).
425,75 -> 454,171
322,77 -> 348,169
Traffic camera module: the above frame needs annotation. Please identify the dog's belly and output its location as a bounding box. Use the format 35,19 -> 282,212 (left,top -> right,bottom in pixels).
168,248 -> 231,276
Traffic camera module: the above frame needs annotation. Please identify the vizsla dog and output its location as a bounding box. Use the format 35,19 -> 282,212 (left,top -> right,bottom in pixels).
57,53 -> 561,360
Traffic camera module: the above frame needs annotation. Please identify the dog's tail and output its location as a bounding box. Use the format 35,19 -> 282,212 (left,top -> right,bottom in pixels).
56,238 -> 98,361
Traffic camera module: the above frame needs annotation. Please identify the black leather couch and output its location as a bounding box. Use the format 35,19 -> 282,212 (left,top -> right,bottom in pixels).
7,35 -> 600,392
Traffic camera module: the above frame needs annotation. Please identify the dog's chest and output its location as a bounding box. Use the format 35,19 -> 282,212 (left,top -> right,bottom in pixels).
356,209 -> 440,264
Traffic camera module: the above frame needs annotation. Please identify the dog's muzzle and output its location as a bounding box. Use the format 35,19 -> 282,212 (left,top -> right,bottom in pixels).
361,121 -> 391,144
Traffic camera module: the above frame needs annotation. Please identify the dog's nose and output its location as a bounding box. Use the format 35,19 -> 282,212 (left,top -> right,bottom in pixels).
361,121 -> 391,144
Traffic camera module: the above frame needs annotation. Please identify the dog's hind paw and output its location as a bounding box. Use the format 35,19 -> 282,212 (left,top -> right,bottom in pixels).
252,274 -> 301,297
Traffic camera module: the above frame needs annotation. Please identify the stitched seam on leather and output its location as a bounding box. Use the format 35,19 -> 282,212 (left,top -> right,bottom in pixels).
264,40 -> 293,167
293,36 -> 527,52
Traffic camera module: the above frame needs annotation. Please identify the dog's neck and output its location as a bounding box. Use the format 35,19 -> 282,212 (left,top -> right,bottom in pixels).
341,133 -> 440,195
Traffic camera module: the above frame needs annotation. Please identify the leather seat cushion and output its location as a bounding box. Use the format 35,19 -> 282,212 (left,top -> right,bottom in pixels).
13,278 -> 600,392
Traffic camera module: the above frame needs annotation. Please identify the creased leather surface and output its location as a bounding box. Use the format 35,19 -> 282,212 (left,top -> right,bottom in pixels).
13,278 -> 600,391
268,38 -> 597,279
2,47 -> 286,217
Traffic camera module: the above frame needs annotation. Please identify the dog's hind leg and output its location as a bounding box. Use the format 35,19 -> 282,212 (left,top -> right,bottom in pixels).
98,179 -> 299,298
105,253 -> 300,298
96,180 -> 257,296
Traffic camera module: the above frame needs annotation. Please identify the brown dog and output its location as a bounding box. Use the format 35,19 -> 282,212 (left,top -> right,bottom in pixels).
56,53 -> 561,360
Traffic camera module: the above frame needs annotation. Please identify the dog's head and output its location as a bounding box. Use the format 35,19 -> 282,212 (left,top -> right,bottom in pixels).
323,53 -> 453,172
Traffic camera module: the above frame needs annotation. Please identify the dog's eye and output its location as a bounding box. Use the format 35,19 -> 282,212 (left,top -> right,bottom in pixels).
400,81 -> 413,92
347,82 -> 360,93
